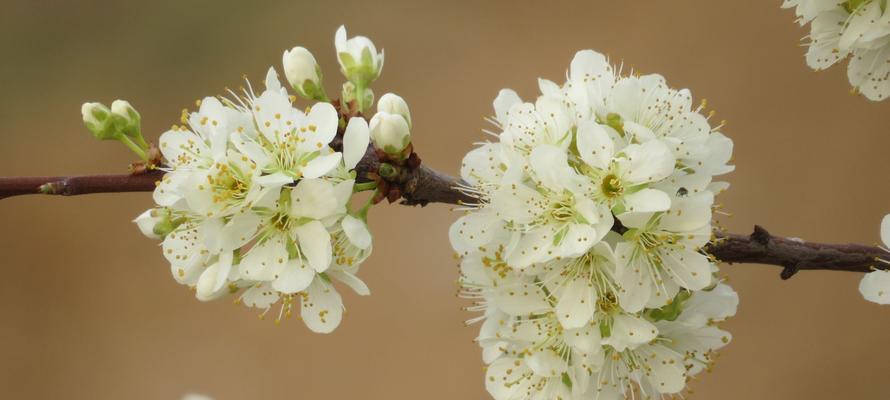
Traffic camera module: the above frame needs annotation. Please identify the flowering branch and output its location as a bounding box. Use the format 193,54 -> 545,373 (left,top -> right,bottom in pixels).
1,165 -> 885,277
0,148 -> 475,206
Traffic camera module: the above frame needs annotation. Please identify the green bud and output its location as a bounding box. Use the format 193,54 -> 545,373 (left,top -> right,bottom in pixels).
111,99 -> 147,147
341,81 -> 357,105
377,163 -> 398,179
81,102 -> 120,140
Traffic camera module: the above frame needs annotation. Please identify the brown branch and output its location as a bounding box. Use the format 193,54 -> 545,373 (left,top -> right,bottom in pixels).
705,225 -> 889,278
0,171 -> 164,199
0,151 -> 474,206
0,165 -> 885,277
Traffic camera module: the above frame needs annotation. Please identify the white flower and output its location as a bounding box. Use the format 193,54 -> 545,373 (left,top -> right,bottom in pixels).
860,214 -> 890,304
335,25 -> 384,87
139,54 -> 375,332
452,49 -> 736,400
377,92 -> 411,128
369,111 -> 411,154
785,0 -> 890,100
282,46 -> 325,100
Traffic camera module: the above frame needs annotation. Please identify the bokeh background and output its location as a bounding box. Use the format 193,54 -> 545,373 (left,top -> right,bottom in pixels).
1,1 -> 889,399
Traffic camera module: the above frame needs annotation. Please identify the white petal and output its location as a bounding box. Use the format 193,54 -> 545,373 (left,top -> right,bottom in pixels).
264,67 -> 283,93
661,248 -> 712,291
528,144 -> 578,190
564,323 -> 602,354
492,89 -> 522,126
196,252 -> 233,301
491,277 -> 551,315
272,258 -> 315,294
557,223 -> 598,259
254,172 -> 294,187
505,227 -> 554,270
343,117 -> 370,170
555,276 -> 596,329
241,282 -> 278,308
606,314 -> 658,352
623,188 -> 671,213
240,236 -> 288,280
342,215 -> 372,250
290,178 -> 341,220
642,345 -> 686,394
296,220 -> 333,272
329,270 -> 370,296
219,213 -> 261,251
302,153 -> 342,179
448,211 -> 505,254
621,140 -> 676,184
576,121 -> 614,170
490,181 -> 545,226
860,270 -> 890,305
526,348 -> 567,377
153,170 -> 190,207
299,102 -> 339,152
614,242 -> 651,313
301,279 -> 343,333
485,357 -> 533,400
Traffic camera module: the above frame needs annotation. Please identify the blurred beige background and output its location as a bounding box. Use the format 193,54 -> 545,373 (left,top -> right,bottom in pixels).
1,1 -> 889,399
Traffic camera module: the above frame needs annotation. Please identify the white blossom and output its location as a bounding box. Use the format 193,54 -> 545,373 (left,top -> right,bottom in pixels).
136,48 -> 379,332
451,49 -> 736,399
784,0 -> 890,100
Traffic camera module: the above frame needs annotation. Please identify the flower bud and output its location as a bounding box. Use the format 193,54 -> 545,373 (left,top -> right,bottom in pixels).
282,46 -> 327,100
81,102 -> 119,140
377,93 -> 411,128
111,100 -> 146,146
369,111 -> 411,155
133,209 -> 173,239
334,25 -> 384,88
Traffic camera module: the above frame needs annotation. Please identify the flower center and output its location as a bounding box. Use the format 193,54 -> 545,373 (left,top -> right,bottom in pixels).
601,174 -> 624,198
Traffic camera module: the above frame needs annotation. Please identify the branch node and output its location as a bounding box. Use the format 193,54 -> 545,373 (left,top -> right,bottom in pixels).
780,263 -> 800,280
751,225 -> 771,246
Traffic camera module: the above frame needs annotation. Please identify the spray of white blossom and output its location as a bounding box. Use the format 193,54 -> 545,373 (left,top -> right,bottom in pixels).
451,49 -> 737,399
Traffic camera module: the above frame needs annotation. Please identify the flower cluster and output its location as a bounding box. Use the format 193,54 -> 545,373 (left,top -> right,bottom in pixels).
451,50 -> 737,399
859,214 -> 890,304
783,0 -> 890,101
127,26 -> 407,333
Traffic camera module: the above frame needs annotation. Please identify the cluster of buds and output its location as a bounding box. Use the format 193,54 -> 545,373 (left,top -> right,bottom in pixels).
81,100 -> 159,169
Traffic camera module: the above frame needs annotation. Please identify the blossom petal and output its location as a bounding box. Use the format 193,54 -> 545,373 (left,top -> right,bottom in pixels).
290,178 -> 342,220
606,313 -> 658,352
296,220 -> 333,272
272,258 -> 315,294
302,153 -> 342,179
621,140 -> 676,184
343,117 -> 370,170
576,121 -> 614,170
301,279 -> 343,333
329,270 -> 370,296
555,276 -> 596,329
342,215 -> 372,250
623,188 -> 671,213
860,270 -> 890,305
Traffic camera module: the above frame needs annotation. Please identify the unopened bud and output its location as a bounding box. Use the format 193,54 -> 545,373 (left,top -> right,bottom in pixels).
334,25 -> 384,87
133,208 -> 174,239
81,102 -> 119,140
377,93 -> 411,128
369,111 -> 411,156
282,46 -> 327,101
